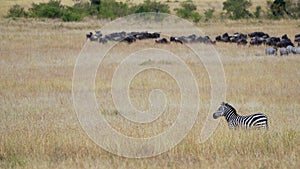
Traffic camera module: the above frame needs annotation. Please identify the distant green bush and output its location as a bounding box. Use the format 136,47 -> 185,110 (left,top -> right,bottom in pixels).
62,3 -> 90,22
204,8 -> 215,21
132,0 -> 170,13
28,0 -> 64,18
267,0 -> 299,19
283,0 -> 299,19
62,9 -> 84,22
254,6 -> 262,18
6,4 -> 28,18
97,0 -> 130,19
223,0 -> 252,19
174,1 -> 201,22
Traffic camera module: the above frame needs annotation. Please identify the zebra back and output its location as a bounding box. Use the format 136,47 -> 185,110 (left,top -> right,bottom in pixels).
215,102 -> 268,129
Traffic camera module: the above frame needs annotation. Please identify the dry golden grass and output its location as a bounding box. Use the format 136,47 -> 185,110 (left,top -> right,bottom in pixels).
0,17 -> 299,169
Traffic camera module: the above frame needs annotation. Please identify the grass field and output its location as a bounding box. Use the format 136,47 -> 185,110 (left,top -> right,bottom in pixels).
0,10 -> 300,169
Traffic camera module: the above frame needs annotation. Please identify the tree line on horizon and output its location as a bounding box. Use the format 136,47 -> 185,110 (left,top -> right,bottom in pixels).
5,0 -> 300,22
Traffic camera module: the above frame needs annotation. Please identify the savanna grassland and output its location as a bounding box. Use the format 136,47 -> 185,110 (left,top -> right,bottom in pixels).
0,6 -> 300,169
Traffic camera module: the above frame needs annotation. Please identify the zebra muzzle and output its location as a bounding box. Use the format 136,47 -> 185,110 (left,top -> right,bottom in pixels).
213,112 -> 221,119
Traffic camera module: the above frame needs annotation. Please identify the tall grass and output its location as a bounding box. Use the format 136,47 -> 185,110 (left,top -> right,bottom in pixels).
0,19 -> 299,168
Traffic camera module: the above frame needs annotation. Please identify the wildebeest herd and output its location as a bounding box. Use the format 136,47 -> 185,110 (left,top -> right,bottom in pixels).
86,30 -> 215,45
86,30 -> 300,56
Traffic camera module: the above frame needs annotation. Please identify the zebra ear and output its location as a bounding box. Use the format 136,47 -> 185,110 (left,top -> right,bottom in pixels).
221,102 -> 225,105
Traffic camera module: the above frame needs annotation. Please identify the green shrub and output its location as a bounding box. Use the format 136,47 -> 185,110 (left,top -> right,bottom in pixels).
223,0 -> 252,19
132,0 -> 170,13
62,9 -> 84,21
269,0 -> 287,18
191,12 -> 201,22
6,4 -> 28,18
285,0 -> 300,19
174,1 -> 201,22
62,2 -> 91,21
97,0 -> 130,19
28,0 -> 64,18
254,6 -> 262,18
204,8 -> 215,21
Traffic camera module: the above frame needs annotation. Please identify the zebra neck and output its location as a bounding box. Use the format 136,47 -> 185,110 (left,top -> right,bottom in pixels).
225,109 -> 238,121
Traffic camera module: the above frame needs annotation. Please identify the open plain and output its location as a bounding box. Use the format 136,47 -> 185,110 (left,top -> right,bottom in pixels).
0,10 -> 299,169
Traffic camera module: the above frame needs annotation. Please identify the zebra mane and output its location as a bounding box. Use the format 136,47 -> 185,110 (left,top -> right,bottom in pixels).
224,102 -> 237,114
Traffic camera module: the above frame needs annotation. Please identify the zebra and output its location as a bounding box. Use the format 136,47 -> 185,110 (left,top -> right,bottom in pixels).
213,102 -> 268,129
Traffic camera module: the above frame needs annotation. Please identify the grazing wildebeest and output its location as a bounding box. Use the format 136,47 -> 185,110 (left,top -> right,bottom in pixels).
187,34 -> 197,42
215,35 -> 222,41
265,37 -> 280,46
229,36 -> 239,43
275,34 -> 294,47
135,32 -> 160,40
149,32 -> 160,39
86,32 -> 93,39
170,37 -> 183,44
122,36 -> 136,43
248,32 -> 269,38
155,38 -> 169,44
250,36 -> 264,46
265,47 -> 277,55
276,39 -> 294,48
95,30 -> 102,37
86,31 -> 102,41
104,31 -> 126,41
279,48 -> 289,56
234,32 -> 247,39
98,37 -> 107,44
237,38 -> 247,45
216,32 -> 247,45
215,33 -> 230,42
281,34 -> 289,40
221,33 -> 230,42
196,35 -> 215,44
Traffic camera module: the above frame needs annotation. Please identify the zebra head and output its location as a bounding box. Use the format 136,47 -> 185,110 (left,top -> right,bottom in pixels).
213,102 -> 227,119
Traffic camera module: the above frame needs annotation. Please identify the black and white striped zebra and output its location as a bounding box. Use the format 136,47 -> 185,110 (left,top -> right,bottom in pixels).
213,102 -> 268,129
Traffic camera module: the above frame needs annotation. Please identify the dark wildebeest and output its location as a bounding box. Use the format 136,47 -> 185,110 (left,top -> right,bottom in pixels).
276,34 -> 294,47
155,38 -> 169,44
237,38 -> 247,45
86,32 -> 93,39
248,32 -> 269,38
170,37 -> 183,44
276,39 -> 294,48
86,31 -> 101,41
265,37 -> 280,46
250,36 -> 264,46
99,37 -> 107,44
122,36 -> 136,43
215,33 -> 230,42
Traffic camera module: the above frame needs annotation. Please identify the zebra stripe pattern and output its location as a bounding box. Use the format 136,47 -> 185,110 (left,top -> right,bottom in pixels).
213,102 -> 268,129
